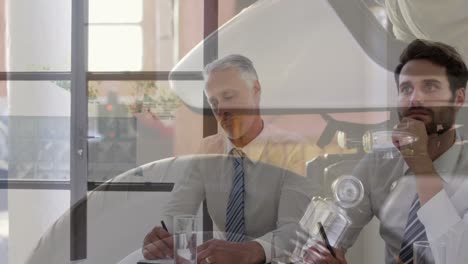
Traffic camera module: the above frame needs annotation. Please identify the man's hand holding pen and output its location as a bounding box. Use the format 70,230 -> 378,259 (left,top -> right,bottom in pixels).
303,242 -> 347,264
302,223 -> 347,264
142,222 -> 174,260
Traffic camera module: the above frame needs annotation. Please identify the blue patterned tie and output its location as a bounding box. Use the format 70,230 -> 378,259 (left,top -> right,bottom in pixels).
399,195 -> 428,264
225,148 -> 246,242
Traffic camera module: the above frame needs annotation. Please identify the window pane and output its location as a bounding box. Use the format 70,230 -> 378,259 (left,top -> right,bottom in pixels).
89,0 -> 143,23
87,80 -> 202,182
6,0 -> 71,71
88,26 -> 143,71
7,189 -> 69,264
87,0 -> 204,72
7,81 -> 71,180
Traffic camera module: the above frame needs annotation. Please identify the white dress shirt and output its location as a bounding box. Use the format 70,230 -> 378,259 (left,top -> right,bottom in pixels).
199,123 -> 308,176
341,135 -> 468,263
162,154 -> 316,263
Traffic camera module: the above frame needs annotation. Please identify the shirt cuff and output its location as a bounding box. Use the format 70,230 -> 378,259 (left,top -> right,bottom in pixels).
418,190 -> 461,241
254,232 -> 272,264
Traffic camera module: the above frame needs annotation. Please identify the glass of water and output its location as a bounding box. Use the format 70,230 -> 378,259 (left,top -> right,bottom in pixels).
173,215 -> 197,264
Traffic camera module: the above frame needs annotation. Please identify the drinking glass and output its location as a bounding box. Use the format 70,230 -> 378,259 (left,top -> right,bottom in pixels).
173,215 -> 197,264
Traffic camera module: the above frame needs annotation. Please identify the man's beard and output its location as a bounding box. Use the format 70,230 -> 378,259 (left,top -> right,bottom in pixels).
398,106 -> 456,135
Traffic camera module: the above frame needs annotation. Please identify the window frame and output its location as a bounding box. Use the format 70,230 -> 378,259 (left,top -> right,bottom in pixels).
70,0 -> 220,260
0,0 -> 219,260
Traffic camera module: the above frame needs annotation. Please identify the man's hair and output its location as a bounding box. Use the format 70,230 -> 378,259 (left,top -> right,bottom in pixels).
394,39 -> 468,94
204,54 -> 259,88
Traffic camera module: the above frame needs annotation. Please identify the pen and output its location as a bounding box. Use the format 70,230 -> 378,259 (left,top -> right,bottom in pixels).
317,222 -> 336,258
161,220 -> 168,232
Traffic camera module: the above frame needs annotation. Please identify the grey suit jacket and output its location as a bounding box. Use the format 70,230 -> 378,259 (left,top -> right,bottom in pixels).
162,154 -> 317,261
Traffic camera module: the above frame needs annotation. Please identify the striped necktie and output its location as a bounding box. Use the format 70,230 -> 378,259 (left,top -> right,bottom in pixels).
225,148 -> 246,242
399,195 -> 428,264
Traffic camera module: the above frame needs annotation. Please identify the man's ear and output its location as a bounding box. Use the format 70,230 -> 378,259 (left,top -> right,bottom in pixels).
455,88 -> 465,108
253,80 -> 261,96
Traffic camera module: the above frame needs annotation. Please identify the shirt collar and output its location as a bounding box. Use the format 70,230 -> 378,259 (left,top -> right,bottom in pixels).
225,120 -> 267,164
